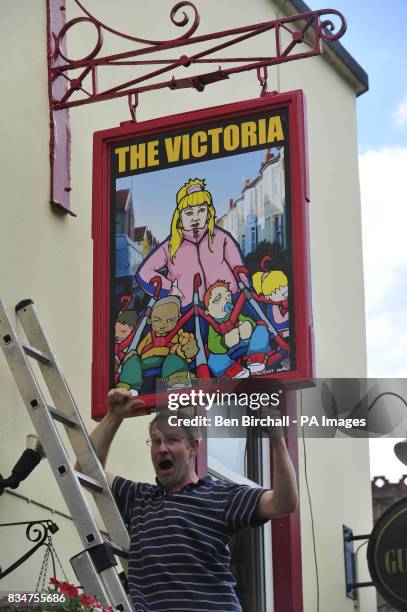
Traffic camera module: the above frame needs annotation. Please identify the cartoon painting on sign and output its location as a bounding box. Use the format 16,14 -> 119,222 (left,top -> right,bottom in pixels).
92,95 -> 313,414
113,146 -> 291,396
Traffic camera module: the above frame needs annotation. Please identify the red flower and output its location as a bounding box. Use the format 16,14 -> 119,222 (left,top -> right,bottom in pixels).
68,584 -> 79,599
58,581 -> 79,599
80,593 -> 90,609
49,577 -> 108,609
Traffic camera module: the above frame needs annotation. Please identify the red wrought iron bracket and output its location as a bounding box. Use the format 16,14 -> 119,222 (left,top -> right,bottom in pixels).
46,0 -> 346,213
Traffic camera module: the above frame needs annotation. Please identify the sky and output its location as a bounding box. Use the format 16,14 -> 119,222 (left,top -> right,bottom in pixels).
309,0 -> 407,481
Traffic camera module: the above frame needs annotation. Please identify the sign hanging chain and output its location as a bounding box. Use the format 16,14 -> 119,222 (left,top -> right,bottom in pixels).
128,92 -> 139,122
256,65 -> 268,97
51,538 -> 69,583
35,535 -> 69,592
35,538 -> 51,593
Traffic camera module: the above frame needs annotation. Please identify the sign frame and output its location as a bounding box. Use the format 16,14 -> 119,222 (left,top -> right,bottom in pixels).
92,91 -> 313,419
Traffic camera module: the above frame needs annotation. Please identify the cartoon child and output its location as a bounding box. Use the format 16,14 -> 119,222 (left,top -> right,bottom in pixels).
137,178 -> 247,307
204,281 -> 271,379
114,310 -> 138,379
252,269 -> 289,337
116,296 -> 198,393
115,310 -> 138,342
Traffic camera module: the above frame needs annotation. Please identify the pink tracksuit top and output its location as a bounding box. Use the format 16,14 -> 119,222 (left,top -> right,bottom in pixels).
136,227 -> 245,307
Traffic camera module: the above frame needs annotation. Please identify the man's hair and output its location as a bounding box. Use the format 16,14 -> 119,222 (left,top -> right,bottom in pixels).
116,310 -> 138,327
149,408 -> 201,442
203,280 -> 230,309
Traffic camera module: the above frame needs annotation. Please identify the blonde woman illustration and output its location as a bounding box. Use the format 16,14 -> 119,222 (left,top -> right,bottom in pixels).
137,179 -> 246,307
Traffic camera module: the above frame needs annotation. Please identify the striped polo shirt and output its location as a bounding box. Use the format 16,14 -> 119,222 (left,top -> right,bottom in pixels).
112,474 -> 266,612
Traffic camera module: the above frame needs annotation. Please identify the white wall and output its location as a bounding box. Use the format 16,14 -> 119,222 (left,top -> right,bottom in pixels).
0,0 -> 374,609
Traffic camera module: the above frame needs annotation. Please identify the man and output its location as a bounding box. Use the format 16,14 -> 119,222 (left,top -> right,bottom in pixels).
91,389 -> 298,611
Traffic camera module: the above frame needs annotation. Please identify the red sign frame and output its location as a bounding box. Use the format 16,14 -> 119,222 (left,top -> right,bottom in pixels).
92,91 -> 313,419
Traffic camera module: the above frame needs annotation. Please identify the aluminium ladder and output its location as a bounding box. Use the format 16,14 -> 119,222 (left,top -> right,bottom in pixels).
0,297 -> 133,611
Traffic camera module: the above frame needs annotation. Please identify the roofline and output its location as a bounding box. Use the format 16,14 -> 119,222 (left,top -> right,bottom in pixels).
276,0 -> 369,96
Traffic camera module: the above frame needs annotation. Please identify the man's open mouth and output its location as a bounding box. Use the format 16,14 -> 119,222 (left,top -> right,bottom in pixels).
159,459 -> 174,471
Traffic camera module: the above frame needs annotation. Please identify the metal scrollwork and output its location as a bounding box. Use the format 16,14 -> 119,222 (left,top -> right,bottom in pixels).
315,9 -> 347,42
25,521 -> 49,544
56,0 -> 200,59
48,2 -> 347,112
56,16 -> 103,64
0,520 -> 59,580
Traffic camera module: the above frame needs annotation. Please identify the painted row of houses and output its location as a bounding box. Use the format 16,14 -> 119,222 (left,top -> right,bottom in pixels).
218,148 -> 286,256
115,188 -> 158,280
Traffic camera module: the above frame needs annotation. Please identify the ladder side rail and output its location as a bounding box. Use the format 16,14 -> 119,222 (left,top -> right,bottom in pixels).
16,300 -> 81,422
0,301 -> 108,550
99,566 -> 134,612
67,427 -> 131,552
15,301 -> 130,551
71,552 -> 111,607
71,552 -> 133,612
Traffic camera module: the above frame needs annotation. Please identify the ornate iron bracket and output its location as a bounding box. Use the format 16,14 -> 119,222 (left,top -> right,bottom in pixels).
49,1 -> 346,109
0,520 -> 59,580
46,0 -> 346,214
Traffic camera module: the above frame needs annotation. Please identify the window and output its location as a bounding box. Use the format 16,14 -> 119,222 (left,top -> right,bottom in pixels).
273,215 -> 282,245
265,216 -> 271,242
251,225 -> 257,252
208,427 -> 273,612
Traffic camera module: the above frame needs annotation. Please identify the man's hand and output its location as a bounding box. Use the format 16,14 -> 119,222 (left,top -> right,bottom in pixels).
107,388 -> 145,420
261,406 -> 285,443
77,389 -> 145,481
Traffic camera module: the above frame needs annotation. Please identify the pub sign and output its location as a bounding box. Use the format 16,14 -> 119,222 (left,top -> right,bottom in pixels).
92,91 -> 313,418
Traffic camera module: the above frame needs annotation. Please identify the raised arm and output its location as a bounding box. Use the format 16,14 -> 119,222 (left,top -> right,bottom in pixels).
256,409 -> 298,520
87,389 -> 144,488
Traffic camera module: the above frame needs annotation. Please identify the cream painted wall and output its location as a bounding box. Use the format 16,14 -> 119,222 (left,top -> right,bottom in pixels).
0,0 -> 374,609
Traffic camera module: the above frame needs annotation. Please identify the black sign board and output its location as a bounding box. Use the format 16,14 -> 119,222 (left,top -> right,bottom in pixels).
367,498 -> 407,610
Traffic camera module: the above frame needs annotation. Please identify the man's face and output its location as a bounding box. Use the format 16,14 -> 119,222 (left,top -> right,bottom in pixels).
115,321 -> 133,341
150,303 -> 180,334
206,285 -> 232,319
150,422 -> 197,490
180,204 -> 208,231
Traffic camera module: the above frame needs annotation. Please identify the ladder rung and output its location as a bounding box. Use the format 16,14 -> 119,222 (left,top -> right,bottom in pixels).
76,472 -> 104,493
105,540 -> 129,559
22,343 -> 52,365
48,406 -> 79,428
